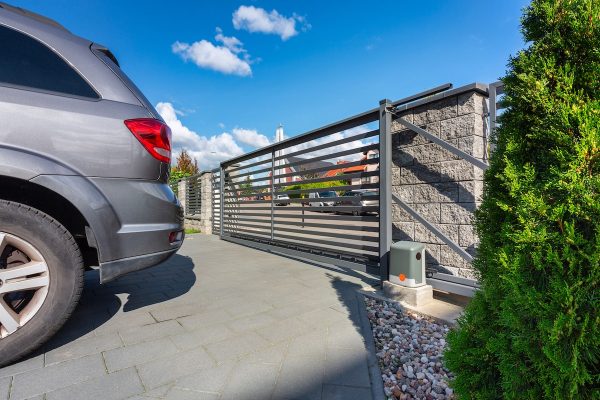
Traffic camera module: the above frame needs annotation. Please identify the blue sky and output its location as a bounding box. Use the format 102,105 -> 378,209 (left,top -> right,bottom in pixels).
17,0 -> 528,168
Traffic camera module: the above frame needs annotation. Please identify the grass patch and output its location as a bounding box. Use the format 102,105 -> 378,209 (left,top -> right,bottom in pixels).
184,228 -> 201,234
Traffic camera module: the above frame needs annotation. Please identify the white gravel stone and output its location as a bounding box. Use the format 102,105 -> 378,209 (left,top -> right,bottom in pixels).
365,297 -> 456,400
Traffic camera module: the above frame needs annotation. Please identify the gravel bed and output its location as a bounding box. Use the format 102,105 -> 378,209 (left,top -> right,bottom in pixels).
365,297 -> 455,400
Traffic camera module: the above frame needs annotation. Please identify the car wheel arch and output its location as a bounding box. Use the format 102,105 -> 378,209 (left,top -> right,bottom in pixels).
0,175 -> 104,268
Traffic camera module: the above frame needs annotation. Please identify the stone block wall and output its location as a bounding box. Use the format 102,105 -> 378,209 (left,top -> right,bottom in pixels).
391,88 -> 488,279
178,172 -> 213,234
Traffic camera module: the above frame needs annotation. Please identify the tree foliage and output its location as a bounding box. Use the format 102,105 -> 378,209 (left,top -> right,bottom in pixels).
238,176 -> 254,196
445,1 -> 600,399
169,149 -> 199,185
282,180 -> 349,198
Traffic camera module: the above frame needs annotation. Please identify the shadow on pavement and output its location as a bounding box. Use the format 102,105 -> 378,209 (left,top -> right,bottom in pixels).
40,254 -> 196,353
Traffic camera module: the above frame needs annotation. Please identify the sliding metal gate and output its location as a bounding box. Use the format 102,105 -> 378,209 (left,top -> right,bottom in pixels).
215,84 -> 457,279
219,117 -> 382,274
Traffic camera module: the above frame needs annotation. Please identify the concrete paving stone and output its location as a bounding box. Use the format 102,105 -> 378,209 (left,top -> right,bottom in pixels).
119,320 -> 185,346
264,291 -> 310,307
329,300 -> 361,319
176,309 -> 236,331
10,354 -> 106,400
255,317 -> 313,343
226,311 -> 278,334
119,293 -> 170,312
0,377 -> 10,400
298,307 -> 350,328
170,323 -> 236,351
223,299 -> 274,319
287,329 -> 328,360
238,341 -> 289,365
94,312 -> 157,335
137,346 -> 215,390
149,302 -> 207,322
103,337 -> 179,373
322,384 -> 373,400
174,361 -> 235,393
266,300 -> 319,320
327,325 -> 366,351
0,354 -> 44,378
45,367 -> 144,400
219,362 -> 280,400
324,349 -> 371,388
45,333 -> 123,365
203,332 -> 271,362
1,236 -> 385,400
139,384 -> 173,398
164,388 -> 220,400
272,356 -> 324,400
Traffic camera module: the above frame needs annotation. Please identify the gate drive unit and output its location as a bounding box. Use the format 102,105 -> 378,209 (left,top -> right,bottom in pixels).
388,241 -> 426,287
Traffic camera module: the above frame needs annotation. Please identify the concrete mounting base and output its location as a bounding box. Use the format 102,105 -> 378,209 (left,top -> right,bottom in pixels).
383,281 -> 434,307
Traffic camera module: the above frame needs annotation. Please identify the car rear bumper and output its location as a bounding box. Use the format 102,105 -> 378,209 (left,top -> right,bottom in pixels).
88,177 -> 184,261
99,247 -> 180,283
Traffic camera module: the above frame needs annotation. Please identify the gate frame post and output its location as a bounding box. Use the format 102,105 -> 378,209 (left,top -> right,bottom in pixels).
219,166 -> 224,238
378,99 -> 392,285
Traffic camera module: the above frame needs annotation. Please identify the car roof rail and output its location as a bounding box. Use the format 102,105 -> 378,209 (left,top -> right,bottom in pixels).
0,2 -> 69,32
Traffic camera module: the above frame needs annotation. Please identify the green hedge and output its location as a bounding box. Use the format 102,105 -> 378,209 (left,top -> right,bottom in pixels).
282,180 -> 348,198
444,1 -> 600,399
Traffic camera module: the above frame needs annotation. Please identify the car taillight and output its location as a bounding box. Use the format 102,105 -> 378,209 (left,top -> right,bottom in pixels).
124,118 -> 172,163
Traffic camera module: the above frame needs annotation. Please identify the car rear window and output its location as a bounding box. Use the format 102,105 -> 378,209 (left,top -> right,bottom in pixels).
0,25 -> 99,99
92,46 -> 160,118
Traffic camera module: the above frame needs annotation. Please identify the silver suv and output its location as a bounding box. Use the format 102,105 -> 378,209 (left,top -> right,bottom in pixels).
0,3 -> 184,365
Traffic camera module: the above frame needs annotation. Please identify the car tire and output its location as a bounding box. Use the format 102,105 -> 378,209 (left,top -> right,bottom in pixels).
0,200 -> 84,367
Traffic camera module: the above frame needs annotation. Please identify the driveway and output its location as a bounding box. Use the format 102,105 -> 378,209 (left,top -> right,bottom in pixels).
0,235 -> 381,400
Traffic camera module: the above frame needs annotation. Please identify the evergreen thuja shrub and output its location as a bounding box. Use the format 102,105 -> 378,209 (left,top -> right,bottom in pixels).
444,1 -> 600,399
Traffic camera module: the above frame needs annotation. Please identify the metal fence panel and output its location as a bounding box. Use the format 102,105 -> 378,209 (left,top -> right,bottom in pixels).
185,174 -> 202,215
211,169 -> 221,234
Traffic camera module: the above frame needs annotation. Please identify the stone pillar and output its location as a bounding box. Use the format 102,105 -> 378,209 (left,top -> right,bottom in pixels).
391,87 -> 487,280
180,172 -> 214,234
177,180 -> 186,214
200,172 -> 213,234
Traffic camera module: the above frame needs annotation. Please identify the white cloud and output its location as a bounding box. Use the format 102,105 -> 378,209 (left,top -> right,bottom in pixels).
215,27 -> 244,53
232,128 -> 270,148
286,124 -> 377,162
172,29 -> 252,76
232,5 -> 308,40
156,102 -> 245,170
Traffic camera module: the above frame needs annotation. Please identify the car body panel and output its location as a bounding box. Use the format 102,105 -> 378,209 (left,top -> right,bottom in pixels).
0,86 -> 160,180
308,191 -> 337,207
0,6 -> 183,282
336,190 -> 379,214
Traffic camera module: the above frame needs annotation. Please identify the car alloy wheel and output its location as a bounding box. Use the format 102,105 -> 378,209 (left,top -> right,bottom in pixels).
0,232 -> 50,338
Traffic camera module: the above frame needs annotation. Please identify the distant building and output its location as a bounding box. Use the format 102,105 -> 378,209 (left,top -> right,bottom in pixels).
268,127 -> 379,186
270,125 -> 335,185
322,149 -> 379,186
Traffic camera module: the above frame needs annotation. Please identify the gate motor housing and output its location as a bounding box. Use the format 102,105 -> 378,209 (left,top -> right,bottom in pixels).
389,241 -> 426,288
